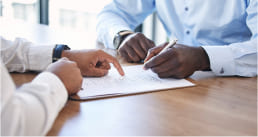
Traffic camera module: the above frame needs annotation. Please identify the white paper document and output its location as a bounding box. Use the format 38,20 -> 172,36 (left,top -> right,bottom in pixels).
71,65 -> 195,100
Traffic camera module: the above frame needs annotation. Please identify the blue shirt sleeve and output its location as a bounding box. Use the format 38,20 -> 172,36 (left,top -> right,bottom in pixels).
96,0 -> 155,49
97,0 -> 257,77
202,0 -> 257,77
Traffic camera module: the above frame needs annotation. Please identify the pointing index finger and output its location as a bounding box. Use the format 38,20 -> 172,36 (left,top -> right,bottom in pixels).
100,54 -> 125,76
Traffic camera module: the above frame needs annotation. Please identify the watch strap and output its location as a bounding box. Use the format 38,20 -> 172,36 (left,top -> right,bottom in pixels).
52,44 -> 70,62
119,30 -> 134,36
113,30 -> 134,49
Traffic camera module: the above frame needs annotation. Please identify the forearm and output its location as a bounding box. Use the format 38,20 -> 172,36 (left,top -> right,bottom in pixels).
1,71 -> 68,136
97,8 -> 132,49
0,36 -> 55,72
96,0 -> 155,48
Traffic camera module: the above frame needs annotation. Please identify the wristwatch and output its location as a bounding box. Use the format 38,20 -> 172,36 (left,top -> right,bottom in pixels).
52,44 -> 71,62
113,30 -> 134,49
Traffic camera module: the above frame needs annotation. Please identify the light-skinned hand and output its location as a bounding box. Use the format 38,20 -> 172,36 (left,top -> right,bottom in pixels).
46,57 -> 83,95
62,49 -> 124,77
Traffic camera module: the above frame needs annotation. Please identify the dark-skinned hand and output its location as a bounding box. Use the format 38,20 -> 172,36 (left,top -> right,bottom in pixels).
118,32 -> 155,63
144,42 -> 210,79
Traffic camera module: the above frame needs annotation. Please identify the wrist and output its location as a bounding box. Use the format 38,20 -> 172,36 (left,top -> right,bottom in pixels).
113,30 -> 134,49
198,47 -> 211,71
61,50 -> 70,58
52,44 -> 70,62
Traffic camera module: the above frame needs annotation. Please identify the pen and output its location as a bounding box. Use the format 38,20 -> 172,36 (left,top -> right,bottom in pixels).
158,39 -> 178,55
144,39 -> 178,64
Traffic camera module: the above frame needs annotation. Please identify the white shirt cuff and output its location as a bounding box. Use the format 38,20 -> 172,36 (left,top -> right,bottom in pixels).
28,45 -> 55,71
202,45 -> 236,76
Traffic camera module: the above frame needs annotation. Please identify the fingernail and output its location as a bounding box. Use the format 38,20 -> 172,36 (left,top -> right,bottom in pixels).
120,71 -> 125,76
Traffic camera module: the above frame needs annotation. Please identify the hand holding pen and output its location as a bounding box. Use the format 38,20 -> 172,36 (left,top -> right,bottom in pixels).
143,39 -> 178,69
143,39 -> 211,79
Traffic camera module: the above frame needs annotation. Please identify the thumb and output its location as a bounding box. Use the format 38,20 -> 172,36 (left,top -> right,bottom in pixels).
144,46 -> 164,63
144,42 -> 168,63
86,68 -> 109,77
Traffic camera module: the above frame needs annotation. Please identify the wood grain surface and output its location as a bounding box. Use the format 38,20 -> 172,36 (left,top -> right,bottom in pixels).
11,71 -> 257,136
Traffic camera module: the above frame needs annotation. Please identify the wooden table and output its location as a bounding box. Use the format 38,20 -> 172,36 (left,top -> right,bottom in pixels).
3,18 -> 257,136
11,71 -> 257,136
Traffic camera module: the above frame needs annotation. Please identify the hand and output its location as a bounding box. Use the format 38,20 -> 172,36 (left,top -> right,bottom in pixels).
143,43 -> 210,79
144,42 -> 168,63
118,32 -> 155,62
62,49 -> 124,77
46,57 -> 83,95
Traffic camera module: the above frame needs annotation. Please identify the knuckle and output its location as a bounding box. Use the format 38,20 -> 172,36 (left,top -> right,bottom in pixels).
149,40 -> 155,46
127,42 -> 138,48
129,36 -> 137,42
177,58 -> 184,66
118,47 -> 124,53
130,44 -> 138,50
137,33 -> 144,38
140,42 -> 148,48
135,32 -> 142,37
123,43 -> 132,50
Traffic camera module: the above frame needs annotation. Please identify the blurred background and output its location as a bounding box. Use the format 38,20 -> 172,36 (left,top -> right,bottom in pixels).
0,0 -> 167,48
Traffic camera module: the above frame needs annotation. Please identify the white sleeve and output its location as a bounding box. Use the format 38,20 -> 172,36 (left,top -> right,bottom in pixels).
0,36 -> 55,72
1,61 -> 68,136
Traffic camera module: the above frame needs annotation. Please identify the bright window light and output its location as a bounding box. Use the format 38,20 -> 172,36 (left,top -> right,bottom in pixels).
0,0 -> 39,23
49,0 -> 112,48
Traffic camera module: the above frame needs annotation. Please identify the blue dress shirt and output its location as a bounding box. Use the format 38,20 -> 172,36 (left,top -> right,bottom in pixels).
97,0 -> 257,77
